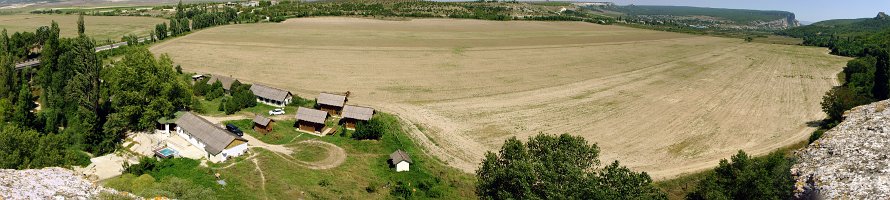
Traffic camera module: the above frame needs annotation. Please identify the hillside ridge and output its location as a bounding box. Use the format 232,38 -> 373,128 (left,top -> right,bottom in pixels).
793,100 -> 890,199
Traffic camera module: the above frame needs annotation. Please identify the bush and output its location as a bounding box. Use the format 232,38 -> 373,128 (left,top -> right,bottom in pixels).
352,116 -> 387,140
687,151 -> 793,199
808,129 -> 826,144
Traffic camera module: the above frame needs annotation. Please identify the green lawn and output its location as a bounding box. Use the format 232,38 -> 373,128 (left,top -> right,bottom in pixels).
210,113 -> 477,199
228,119 -> 302,145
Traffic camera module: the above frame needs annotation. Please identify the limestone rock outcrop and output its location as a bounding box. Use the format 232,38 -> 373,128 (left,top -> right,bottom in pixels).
793,100 -> 890,199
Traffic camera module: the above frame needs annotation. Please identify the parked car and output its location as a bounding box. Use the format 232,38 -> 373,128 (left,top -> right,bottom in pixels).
225,124 -> 244,136
269,108 -> 286,115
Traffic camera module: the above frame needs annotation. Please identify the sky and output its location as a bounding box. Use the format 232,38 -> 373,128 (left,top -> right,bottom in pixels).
607,0 -> 889,22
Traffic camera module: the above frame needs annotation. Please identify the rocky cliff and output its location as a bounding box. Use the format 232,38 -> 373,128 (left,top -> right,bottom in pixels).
792,100 -> 890,199
0,167 -> 133,200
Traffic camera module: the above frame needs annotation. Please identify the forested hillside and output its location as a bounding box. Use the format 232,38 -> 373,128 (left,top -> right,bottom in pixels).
782,12 -> 890,56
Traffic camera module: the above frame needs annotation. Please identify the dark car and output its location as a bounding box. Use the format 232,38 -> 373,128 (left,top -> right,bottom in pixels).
225,124 -> 244,136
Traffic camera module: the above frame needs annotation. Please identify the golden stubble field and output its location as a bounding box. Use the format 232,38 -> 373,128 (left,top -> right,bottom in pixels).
151,17 -> 850,179
0,14 -> 165,41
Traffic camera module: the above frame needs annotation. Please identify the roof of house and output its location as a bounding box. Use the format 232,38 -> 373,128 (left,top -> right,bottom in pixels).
253,115 -> 273,126
250,84 -> 292,102
207,74 -> 237,90
317,93 -> 347,107
389,149 -> 412,164
342,105 -> 375,121
296,107 -> 328,124
175,112 -> 247,155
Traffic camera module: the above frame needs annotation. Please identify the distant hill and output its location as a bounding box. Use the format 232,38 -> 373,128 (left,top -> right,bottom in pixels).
781,12 -> 890,56
594,5 -> 799,30
809,18 -> 869,27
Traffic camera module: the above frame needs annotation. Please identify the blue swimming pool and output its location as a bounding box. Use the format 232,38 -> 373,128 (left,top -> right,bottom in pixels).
155,147 -> 178,158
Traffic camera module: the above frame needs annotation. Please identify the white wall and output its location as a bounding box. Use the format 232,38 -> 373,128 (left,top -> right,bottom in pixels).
176,127 -> 207,151
396,161 -> 410,172
214,142 -> 249,162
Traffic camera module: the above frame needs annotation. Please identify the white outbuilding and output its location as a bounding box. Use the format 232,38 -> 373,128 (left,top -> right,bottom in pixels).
389,149 -> 412,172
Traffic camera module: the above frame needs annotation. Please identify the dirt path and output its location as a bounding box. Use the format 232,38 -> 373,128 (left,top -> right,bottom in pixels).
251,158 -> 269,200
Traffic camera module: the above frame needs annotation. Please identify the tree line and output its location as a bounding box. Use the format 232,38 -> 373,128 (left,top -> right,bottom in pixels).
0,16 -> 197,169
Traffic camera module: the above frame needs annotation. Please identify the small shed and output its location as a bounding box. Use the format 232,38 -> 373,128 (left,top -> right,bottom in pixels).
341,105 -> 375,129
389,149 -> 412,172
191,74 -> 207,82
252,115 -> 275,133
316,92 -> 348,116
295,107 -> 328,133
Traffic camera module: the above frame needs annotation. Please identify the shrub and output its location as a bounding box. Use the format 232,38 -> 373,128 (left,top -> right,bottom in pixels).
352,116 -> 387,140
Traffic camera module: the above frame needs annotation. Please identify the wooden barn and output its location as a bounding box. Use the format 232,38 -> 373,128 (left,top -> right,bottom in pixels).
252,115 -> 275,133
316,92 -> 348,116
341,105 -> 375,129
295,107 -> 328,133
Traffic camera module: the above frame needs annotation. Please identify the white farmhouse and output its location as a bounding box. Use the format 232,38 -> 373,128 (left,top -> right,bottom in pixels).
175,112 -> 249,162
389,149 -> 412,172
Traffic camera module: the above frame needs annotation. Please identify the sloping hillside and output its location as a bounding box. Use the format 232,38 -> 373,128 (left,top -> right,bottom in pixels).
793,100 -> 890,199
594,5 -> 799,30
781,12 -> 890,56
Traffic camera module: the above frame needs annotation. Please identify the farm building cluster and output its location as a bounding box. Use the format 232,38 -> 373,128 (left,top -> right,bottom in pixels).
155,74 -> 411,171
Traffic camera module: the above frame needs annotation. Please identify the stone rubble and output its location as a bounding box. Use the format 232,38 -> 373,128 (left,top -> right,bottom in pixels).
0,167 -> 137,200
793,100 -> 890,199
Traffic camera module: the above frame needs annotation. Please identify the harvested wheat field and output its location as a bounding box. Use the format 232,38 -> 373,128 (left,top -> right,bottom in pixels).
151,17 -> 850,179
0,14 -> 165,41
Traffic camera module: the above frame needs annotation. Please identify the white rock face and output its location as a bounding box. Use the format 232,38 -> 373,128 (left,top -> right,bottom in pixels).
0,167 -> 131,200
793,100 -> 890,199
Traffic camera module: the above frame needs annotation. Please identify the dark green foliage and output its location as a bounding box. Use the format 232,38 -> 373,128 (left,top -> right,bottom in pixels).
123,34 -> 139,46
192,78 -> 209,96
745,37 -> 754,42
475,133 -> 667,200
111,158 -> 216,200
191,8 -> 237,30
872,49 -> 890,100
155,23 -> 168,40
0,124 -> 90,169
352,116 -> 387,140
205,80 -> 224,100
808,129 -> 825,144
686,151 -> 793,200
391,181 -> 413,199
175,65 -> 182,74
605,5 -> 794,24
821,86 -> 873,122
77,13 -> 85,36
782,14 -> 890,57
103,48 -> 193,131
214,81 -> 257,115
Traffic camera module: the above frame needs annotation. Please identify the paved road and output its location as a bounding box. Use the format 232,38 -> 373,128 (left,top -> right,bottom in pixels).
14,36 -> 152,70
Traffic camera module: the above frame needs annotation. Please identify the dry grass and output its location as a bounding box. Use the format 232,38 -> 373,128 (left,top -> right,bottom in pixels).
151,17 -> 850,180
0,14 -> 165,42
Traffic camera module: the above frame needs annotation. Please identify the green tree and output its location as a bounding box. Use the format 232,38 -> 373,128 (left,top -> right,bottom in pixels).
352,116 -> 387,140
687,151 -> 793,200
205,80 -> 223,100
77,12 -> 85,36
822,86 -> 872,122
872,49 -> 889,100
13,80 -> 34,127
475,133 -> 666,200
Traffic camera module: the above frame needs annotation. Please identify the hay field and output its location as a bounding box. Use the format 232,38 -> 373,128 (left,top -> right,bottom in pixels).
151,17 -> 850,179
0,14 -> 165,41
